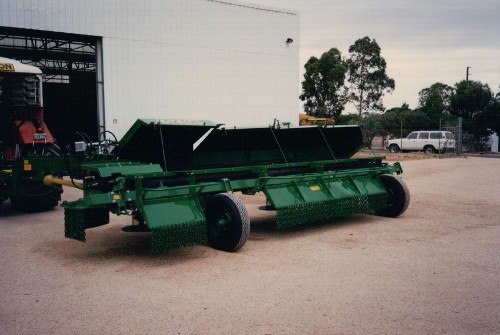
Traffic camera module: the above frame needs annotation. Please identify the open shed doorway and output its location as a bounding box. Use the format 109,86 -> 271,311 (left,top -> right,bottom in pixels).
0,27 -> 102,148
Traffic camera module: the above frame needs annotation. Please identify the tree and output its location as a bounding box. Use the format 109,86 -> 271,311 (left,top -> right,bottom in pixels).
483,87 -> 500,136
382,104 -> 431,137
480,101 -> 500,136
449,80 -> 494,149
337,104 -> 431,148
336,113 -> 361,125
488,85 -> 500,135
449,80 -> 492,119
359,113 -> 386,146
337,113 -> 384,147
418,82 -> 454,122
299,48 -> 348,118
346,36 -> 395,116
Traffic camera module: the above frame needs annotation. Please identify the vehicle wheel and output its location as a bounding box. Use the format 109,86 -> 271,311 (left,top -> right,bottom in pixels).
11,185 -> 62,212
375,174 -> 410,218
424,145 -> 436,154
205,193 -> 250,252
389,144 -> 400,153
11,143 -> 63,212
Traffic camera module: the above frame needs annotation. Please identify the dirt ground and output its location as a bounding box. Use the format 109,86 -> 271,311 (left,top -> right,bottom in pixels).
1,157 -> 499,334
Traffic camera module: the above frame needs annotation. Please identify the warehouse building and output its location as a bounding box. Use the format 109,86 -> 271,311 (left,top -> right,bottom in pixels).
0,0 -> 299,143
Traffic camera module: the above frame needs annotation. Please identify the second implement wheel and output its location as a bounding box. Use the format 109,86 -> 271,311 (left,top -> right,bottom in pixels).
375,174 -> 410,218
205,193 -> 250,252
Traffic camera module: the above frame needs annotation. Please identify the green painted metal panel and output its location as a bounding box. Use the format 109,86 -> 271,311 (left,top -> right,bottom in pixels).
138,194 -> 207,252
81,161 -> 163,178
264,174 -> 388,228
140,195 -> 205,230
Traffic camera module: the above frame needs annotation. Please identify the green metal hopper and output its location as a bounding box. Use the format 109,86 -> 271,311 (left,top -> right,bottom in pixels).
117,119 -> 364,169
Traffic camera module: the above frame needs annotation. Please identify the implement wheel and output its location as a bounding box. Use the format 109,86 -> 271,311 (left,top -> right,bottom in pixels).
205,193 -> 250,252
375,174 -> 410,218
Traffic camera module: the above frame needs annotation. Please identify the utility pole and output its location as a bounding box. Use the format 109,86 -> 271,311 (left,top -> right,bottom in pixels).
400,120 -> 403,151
457,117 -> 463,154
466,66 -> 471,83
439,118 -> 442,158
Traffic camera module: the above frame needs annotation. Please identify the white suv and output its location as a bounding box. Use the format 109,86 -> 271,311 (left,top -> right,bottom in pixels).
386,131 -> 456,154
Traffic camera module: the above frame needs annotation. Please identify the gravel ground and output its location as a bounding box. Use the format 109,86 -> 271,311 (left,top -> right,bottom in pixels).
1,156 -> 499,334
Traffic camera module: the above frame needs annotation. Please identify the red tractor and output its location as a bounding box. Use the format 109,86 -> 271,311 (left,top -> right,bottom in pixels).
0,57 -> 63,211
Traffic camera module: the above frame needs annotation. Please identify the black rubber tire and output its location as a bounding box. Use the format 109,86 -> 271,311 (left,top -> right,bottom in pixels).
11,186 -> 62,212
424,145 -> 436,154
205,193 -> 250,252
389,144 -> 400,153
10,143 -> 63,213
375,174 -> 410,218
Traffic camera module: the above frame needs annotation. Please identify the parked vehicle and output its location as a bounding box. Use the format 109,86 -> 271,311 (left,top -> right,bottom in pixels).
0,57 -> 63,211
385,131 -> 456,154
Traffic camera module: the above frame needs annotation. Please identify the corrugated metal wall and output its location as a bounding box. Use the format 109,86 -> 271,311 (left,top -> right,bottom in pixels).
0,0 -> 299,138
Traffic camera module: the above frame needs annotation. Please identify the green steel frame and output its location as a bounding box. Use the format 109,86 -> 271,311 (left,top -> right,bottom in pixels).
5,119 -> 408,252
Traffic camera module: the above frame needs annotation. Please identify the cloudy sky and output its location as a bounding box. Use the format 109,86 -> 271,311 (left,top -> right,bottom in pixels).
249,0 -> 500,113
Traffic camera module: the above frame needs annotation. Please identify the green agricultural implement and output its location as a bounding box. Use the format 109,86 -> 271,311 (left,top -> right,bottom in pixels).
1,58 -> 409,253
59,119 -> 410,252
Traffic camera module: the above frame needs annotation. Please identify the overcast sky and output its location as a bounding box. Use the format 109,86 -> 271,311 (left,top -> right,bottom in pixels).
249,0 -> 500,114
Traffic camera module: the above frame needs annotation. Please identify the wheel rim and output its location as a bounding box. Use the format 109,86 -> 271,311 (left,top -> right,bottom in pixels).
215,213 -> 231,232
208,206 -> 231,238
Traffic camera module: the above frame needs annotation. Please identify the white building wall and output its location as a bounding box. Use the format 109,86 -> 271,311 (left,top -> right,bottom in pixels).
0,0 -> 299,138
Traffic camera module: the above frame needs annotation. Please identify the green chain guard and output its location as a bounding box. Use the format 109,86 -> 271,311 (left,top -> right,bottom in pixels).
151,220 -> 207,252
64,218 -> 87,242
275,193 -> 387,229
63,201 -> 110,242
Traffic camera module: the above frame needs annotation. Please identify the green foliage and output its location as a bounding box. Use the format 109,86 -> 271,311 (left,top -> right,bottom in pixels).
485,88 -> 500,136
447,80 -> 494,142
449,81 -> 492,119
382,104 -> 431,137
346,37 -> 395,115
337,104 -> 433,144
300,39 -> 498,150
359,113 -> 386,144
485,86 -> 500,135
336,113 -> 361,125
299,48 -> 348,118
478,102 -> 500,136
337,113 -> 385,146
418,82 -> 454,122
